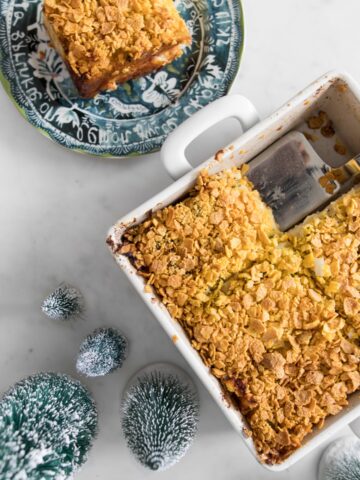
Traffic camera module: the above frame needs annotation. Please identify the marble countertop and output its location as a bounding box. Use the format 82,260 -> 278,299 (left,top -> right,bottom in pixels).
1,0 -> 359,479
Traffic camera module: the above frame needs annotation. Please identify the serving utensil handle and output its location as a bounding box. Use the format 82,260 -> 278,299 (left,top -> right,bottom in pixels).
161,95 -> 259,180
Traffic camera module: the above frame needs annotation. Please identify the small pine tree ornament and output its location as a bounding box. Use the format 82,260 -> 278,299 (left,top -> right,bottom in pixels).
0,372 -> 97,480
42,283 -> 83,320
122,363 -> 199,471
76,327 -> 128,377
318,437 -> 360,480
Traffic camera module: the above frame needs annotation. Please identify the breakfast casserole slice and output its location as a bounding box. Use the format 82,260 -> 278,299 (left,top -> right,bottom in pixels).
43,0 -> 191,98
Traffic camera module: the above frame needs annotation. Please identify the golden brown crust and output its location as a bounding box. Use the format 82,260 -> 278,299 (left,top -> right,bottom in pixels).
43,0 -> 191,98
119,168 -> 360,464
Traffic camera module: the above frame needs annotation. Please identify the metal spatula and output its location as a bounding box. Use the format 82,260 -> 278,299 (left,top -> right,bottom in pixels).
247,131 -> 360,231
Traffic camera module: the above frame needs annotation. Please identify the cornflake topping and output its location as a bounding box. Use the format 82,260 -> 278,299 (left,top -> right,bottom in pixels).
119,168 -> 360,464
44,0 -> 190,81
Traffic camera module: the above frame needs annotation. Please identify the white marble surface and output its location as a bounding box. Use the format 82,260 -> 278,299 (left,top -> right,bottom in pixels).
1,0 -> 360,479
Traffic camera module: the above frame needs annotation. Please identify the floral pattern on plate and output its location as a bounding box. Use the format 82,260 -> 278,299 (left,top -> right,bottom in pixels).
0,0 -> 244,157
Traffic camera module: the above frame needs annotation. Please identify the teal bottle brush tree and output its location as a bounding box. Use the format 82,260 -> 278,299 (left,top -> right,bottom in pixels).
42,283 -> 84,320
76,327 -> 128,377
318,437 -> 360,480
0,372 -> 97,479
122,363 -> 199,471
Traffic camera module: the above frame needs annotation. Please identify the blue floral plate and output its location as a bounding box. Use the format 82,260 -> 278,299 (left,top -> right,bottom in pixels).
0,0 -> 244,157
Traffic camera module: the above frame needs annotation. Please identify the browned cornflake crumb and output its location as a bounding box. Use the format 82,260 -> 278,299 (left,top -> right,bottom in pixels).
215,149 -> 225,161
319,168 -> 349,193
321,122 -> 335,138
303,132 -> 318,142
307,116 -> 322,129
43,0 -> 191,97
119,168 -> 360,464
243,427 -> 252,438
334,142 -> 347,155
332,168 -> 349,183
307,111 -> 327,129
318,172 -> 337,194
336,83 -> 348,93
318,111 -> 328,123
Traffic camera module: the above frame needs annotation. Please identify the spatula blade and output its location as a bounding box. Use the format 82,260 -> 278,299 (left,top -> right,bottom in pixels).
247,132 -> 337,231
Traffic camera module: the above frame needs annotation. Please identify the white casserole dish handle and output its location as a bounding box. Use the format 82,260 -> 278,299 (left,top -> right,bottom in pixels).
161,95 -> 259,179
350,418 -> 360,437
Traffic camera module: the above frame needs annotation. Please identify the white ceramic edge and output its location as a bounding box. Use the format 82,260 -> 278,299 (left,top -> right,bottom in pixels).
350,416 -> 360,437
161,94 -> 260,179
107,69 -> 360,472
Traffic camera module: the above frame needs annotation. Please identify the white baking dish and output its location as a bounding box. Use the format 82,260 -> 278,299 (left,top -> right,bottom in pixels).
108,71 -> 360,471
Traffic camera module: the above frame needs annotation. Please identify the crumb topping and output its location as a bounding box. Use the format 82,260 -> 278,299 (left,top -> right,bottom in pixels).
118,168 -> 360,464
290,191 -> 360,333
43,0 -> 191,79
121,167 -> 277,320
